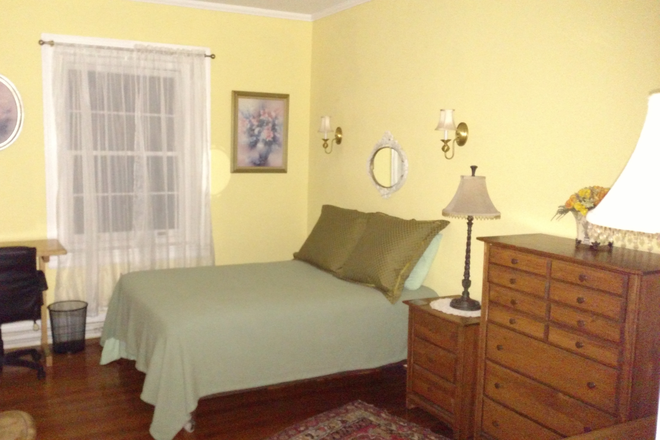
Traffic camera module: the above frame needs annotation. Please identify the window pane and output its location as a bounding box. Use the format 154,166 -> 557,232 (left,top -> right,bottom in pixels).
95,156 -> 134,193
150,194 -> 176,230
97,195 -> 133,233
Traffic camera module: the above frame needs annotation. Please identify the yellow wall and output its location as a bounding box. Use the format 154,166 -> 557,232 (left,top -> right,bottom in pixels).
2,0 -> 660,304
0,0 -> 312,283
309,0 -> 660,300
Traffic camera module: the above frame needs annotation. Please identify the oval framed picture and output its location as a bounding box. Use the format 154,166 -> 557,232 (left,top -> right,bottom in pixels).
0,74 -> 24,151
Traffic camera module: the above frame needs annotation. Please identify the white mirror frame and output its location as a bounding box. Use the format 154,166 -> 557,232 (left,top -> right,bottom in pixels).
0,74 -> 24,151
367,131 -> 408,198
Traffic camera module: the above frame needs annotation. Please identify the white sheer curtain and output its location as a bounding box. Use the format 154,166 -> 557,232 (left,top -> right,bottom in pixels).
48,43 -> 214,316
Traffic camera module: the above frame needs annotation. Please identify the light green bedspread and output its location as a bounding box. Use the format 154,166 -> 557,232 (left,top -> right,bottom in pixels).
100,260 -> 436,440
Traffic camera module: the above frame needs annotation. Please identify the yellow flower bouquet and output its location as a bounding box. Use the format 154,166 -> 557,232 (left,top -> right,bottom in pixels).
553,186 -> 610,220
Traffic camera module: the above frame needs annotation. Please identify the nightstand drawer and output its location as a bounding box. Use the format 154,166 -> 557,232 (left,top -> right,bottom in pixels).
486,324 -> 618,413
489,247 -> 548,276
411,364 -> 455,415
489,303 -> 546,340
411,308 -> 458,352
550,303 -> 621,343
489,284 -> 547,319
548,325 -> 620,367
551,261 -> 627,296
550,280 -> 624,321
489,265 -> 547,297
484,361 -> 617,437
482,397 -> 562,440
412,337 -> 456,383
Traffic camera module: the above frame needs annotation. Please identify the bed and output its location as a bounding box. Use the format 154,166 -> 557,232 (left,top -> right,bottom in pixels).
100,206 -> 450,440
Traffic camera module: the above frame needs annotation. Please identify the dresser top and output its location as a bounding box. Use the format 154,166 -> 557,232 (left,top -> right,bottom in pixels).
478,234 -> 660,275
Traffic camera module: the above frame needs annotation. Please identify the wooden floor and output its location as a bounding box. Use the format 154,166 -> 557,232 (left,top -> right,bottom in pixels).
1,339 -> 452,440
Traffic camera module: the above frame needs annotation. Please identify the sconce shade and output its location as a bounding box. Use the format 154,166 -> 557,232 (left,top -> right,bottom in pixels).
443,171 -> 501,220
587,90 -> 660,247
318,116 -> 332,136
435,109 -> 457,132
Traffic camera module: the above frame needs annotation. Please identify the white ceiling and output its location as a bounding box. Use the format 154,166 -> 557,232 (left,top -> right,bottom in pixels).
133,0 -> 371,21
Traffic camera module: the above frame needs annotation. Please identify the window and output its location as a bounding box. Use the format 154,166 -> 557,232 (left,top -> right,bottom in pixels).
42,35 -> 214,315
68,70 -> 178,236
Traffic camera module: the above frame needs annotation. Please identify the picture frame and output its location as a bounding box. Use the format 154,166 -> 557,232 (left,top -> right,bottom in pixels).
0,74 -> 24,151
231,91 -> 289,173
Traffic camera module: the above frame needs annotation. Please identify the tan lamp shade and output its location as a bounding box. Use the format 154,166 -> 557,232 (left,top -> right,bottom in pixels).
442,172 -> 501,220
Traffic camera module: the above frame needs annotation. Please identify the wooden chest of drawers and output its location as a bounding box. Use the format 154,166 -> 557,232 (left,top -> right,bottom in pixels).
405,298 -> 481,440
474,234 -> 660,440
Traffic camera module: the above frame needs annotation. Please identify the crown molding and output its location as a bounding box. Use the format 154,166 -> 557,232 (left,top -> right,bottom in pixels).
131,0 -> 370,21
311,0 -> 370,21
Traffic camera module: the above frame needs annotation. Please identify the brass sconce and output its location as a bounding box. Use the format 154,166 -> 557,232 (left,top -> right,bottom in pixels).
318,116 -> 342,154
435,109 -> 468,160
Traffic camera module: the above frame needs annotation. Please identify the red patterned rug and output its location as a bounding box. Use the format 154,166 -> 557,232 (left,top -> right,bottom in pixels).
265,400 -> 450,440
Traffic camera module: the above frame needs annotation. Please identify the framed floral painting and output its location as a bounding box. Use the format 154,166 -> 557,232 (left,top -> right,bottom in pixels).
0,74 -> 24,151
231,91 -> 289,173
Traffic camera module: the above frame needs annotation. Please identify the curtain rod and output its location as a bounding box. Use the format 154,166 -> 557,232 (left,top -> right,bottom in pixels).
38,39 -> 216,59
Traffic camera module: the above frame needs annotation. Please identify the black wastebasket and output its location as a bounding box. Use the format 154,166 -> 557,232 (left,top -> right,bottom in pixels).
48,300 -> 88,354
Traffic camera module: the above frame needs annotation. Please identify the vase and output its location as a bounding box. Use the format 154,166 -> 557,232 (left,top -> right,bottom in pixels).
572,211 -> 591,245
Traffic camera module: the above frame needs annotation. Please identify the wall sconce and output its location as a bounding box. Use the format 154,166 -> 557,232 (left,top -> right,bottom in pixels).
435,109 -> 468,160
318,116 -> 342,154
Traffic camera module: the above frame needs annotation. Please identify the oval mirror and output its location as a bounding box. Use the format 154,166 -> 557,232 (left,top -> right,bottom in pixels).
367,132 -> 408,198
0,74 -> 24,151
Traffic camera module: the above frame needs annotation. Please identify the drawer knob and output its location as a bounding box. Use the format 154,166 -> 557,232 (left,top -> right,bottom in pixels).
575,341 -> 585,349
587,382 -> 597,389
576,296 -> 586,304
579,274 -> 588,283
510,299 -> 518,306
509,278 -> 517,285
494,382 -> 502,389
577,320 -> 586,328
509,318 -> 517,325
496,344 -> 504,351
492,421 -> 500,428
511,258 -> 519,265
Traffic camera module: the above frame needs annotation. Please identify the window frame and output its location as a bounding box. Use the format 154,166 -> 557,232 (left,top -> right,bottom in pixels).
42,34 -> 212,258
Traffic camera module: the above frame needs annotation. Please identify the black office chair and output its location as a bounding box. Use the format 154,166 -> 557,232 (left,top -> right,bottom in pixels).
0,247 -> 47,379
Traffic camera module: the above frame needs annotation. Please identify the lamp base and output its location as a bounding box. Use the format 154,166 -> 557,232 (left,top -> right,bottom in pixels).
450,295 -> 481,311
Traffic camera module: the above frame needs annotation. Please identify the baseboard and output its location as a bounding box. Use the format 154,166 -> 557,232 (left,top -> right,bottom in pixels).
1,312 -> 106,350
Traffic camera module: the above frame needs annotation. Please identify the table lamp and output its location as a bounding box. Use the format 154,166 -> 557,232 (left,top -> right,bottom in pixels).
587,90 -> 660,250
442,166 -> 500,311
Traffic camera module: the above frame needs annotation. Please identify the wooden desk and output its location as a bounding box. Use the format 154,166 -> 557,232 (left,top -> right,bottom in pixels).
0,239 -> 67,367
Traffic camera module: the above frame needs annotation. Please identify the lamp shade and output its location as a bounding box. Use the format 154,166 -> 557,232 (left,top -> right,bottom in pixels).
587,90 -> 660,246
318,116 -> 332,134
443,168 -> 501,220
435,109 -> 457,132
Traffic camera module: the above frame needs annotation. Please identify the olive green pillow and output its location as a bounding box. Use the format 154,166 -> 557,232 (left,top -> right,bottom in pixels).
293,205 -> 369,275
339,212 -> 449,304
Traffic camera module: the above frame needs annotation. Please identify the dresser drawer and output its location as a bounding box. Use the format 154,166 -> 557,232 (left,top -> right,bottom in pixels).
489,247 -> 548,276
550,303 -> 622,343
489,284 -> 547,319
412,337 -> 456,383
482,397 -> 562,440
486,324 -> 619,413
489,265 -> 547,297
548,325 -> 620,367
551,261 -> 627,296
550,280 -> 625,321
411,308 -> 458,352
484,361 -> 617,437
410,364 -> 455,415
489,303 -> 546,340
